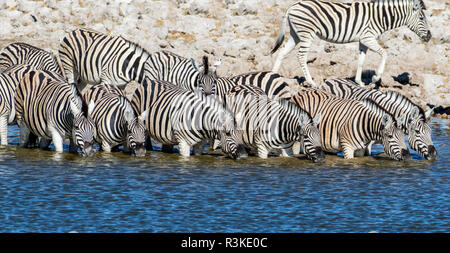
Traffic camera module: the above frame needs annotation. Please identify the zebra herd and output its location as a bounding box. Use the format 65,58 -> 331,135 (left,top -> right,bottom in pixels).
0,0 -> 437,162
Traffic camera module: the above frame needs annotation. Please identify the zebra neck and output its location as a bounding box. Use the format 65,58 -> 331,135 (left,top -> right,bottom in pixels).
374,0 -> 411,32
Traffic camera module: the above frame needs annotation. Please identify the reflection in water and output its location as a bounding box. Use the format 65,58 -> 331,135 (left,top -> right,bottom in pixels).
0,119 -> 448,232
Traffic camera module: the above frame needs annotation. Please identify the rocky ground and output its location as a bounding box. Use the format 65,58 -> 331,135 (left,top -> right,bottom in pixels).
0,0 -> 448,117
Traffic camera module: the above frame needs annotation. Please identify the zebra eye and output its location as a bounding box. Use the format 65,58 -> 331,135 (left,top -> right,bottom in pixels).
415,129 -> 420,134
388,135 -> 394,139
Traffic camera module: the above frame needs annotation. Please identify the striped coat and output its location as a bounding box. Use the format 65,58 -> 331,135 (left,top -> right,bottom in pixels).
320,78 -> 436,159
131,79 -> 245,158
224,85 -> 324,161
290,88 -> 410,160
84,85 -> 148,156
14,69 -> 96,156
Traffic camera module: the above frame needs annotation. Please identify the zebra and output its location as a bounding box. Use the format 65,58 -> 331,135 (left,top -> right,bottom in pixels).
0,64 -> 37,145
320,78 -> 436,159
59,28 -> 216,93
271,0 -> 431,87
224,84 -> 324,161
14,69 -> 96,156
0,42 -> 63,77
147,51 -> 220,94
290,88 -> 411,160
83,85 -> 148,156
130,78 -> 246,159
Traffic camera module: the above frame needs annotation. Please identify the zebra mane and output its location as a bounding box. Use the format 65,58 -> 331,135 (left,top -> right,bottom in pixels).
383,90 -> 425,119
120,96 -> 137,118
277,98 -> 312,122
69,83 -> 89,117
360,98 -> 398,125
372,0 -> 426,9
119,35 -> 151,59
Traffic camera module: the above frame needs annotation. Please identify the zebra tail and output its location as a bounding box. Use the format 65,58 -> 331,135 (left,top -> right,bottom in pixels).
270,10 -> 288,54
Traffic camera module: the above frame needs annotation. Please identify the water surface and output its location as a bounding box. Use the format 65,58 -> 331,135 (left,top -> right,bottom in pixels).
0,119 -> 448,232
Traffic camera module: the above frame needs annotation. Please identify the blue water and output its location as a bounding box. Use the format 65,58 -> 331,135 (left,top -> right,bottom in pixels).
0,119 -> 448,233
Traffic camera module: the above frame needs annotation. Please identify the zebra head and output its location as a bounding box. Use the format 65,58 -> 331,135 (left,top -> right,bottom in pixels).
191,56 -> 219,96
70,99 -> 96,157
123,106 -> 148,157
217,110 -> 246,159
380,114 -> 411,161
298,113 -> 325,163
407,0 -> 431,42
406,107 -> 436,160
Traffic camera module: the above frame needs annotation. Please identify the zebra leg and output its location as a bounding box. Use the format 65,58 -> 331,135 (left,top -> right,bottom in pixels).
342,144 -> 355,159
18,120 -> 30,148
0,115 -> 8,146
39,138 -> 52,150
101,142 -> 112,153
257,145 -> 270,159
193,140 -> 206,155
145,136 -> 153,151
279,148 -> 290,157
355,42 -> 368,87
296,38 -> 317,88
50,128 -> 64,152
365,141 -> 374,156
178,140 -> 191,157
361,37 -> 387,84
272,35 -> 297,72
162,144 -> 174,153
292,141 -> 301,155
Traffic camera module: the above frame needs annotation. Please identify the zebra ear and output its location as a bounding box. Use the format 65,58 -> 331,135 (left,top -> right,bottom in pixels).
123,108 -> 134,124
138,107 -> 149,122
69,99 -> 81,116
190,58 -> 199,71
424,108 -> 433,121
313,113 -> 321,126
87,100 -> 95,117
397,114 -> 406,127
381,114 -> 392,129
212,58 -> 222,74
411,107 -> 420,120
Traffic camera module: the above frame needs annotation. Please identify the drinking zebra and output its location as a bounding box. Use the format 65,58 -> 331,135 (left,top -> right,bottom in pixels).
83,85 -> 148,156
0,42 -> 63,77
131,78 -> 245,159
14,69 -> 96,156
271,0 -> 431,87
59,28 -> 215,92
224,85 -> 324,161
290,88 -> 411,160
0,65 -> 36,145
320,78 -> 436,159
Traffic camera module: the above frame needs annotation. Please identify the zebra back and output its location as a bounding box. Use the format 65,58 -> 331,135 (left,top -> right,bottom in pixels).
0,42 -> 63,77
231,71 -> 297,99
59,28 -> 151,88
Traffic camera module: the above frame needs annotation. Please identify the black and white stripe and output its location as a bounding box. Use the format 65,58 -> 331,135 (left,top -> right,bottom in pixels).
84,85 -> 148,156
321,78 -> 436,159
290,88 -> 411,160
224,85 -> 324,161
131,78 -> 245,159
0,64 -> 36,145
271,0 -> 431,87
14,69 -> 96,156
59,28 -> 151,90
0,42 -> 63,77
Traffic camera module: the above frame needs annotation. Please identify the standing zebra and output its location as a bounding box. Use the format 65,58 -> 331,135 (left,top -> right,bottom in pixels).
0,42 -> 63,77
290,88 -> 411,160
224,85 -> 324,161
271,0 -> 431,87
14,69 -> 96,156
83,85 -> 148,156
131,79 -> 245,159
320,78 -> 436,159
59,28 -> 216,92
0,64 -> 36,145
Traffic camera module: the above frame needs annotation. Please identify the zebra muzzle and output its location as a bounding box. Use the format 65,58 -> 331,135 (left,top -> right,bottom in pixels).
311,147 -> 325,163
422,31 -> 431,42
400,149 -> 412,161
133,143 -> 147,157
425,145 -> 437,160
81,142 -> 95,157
